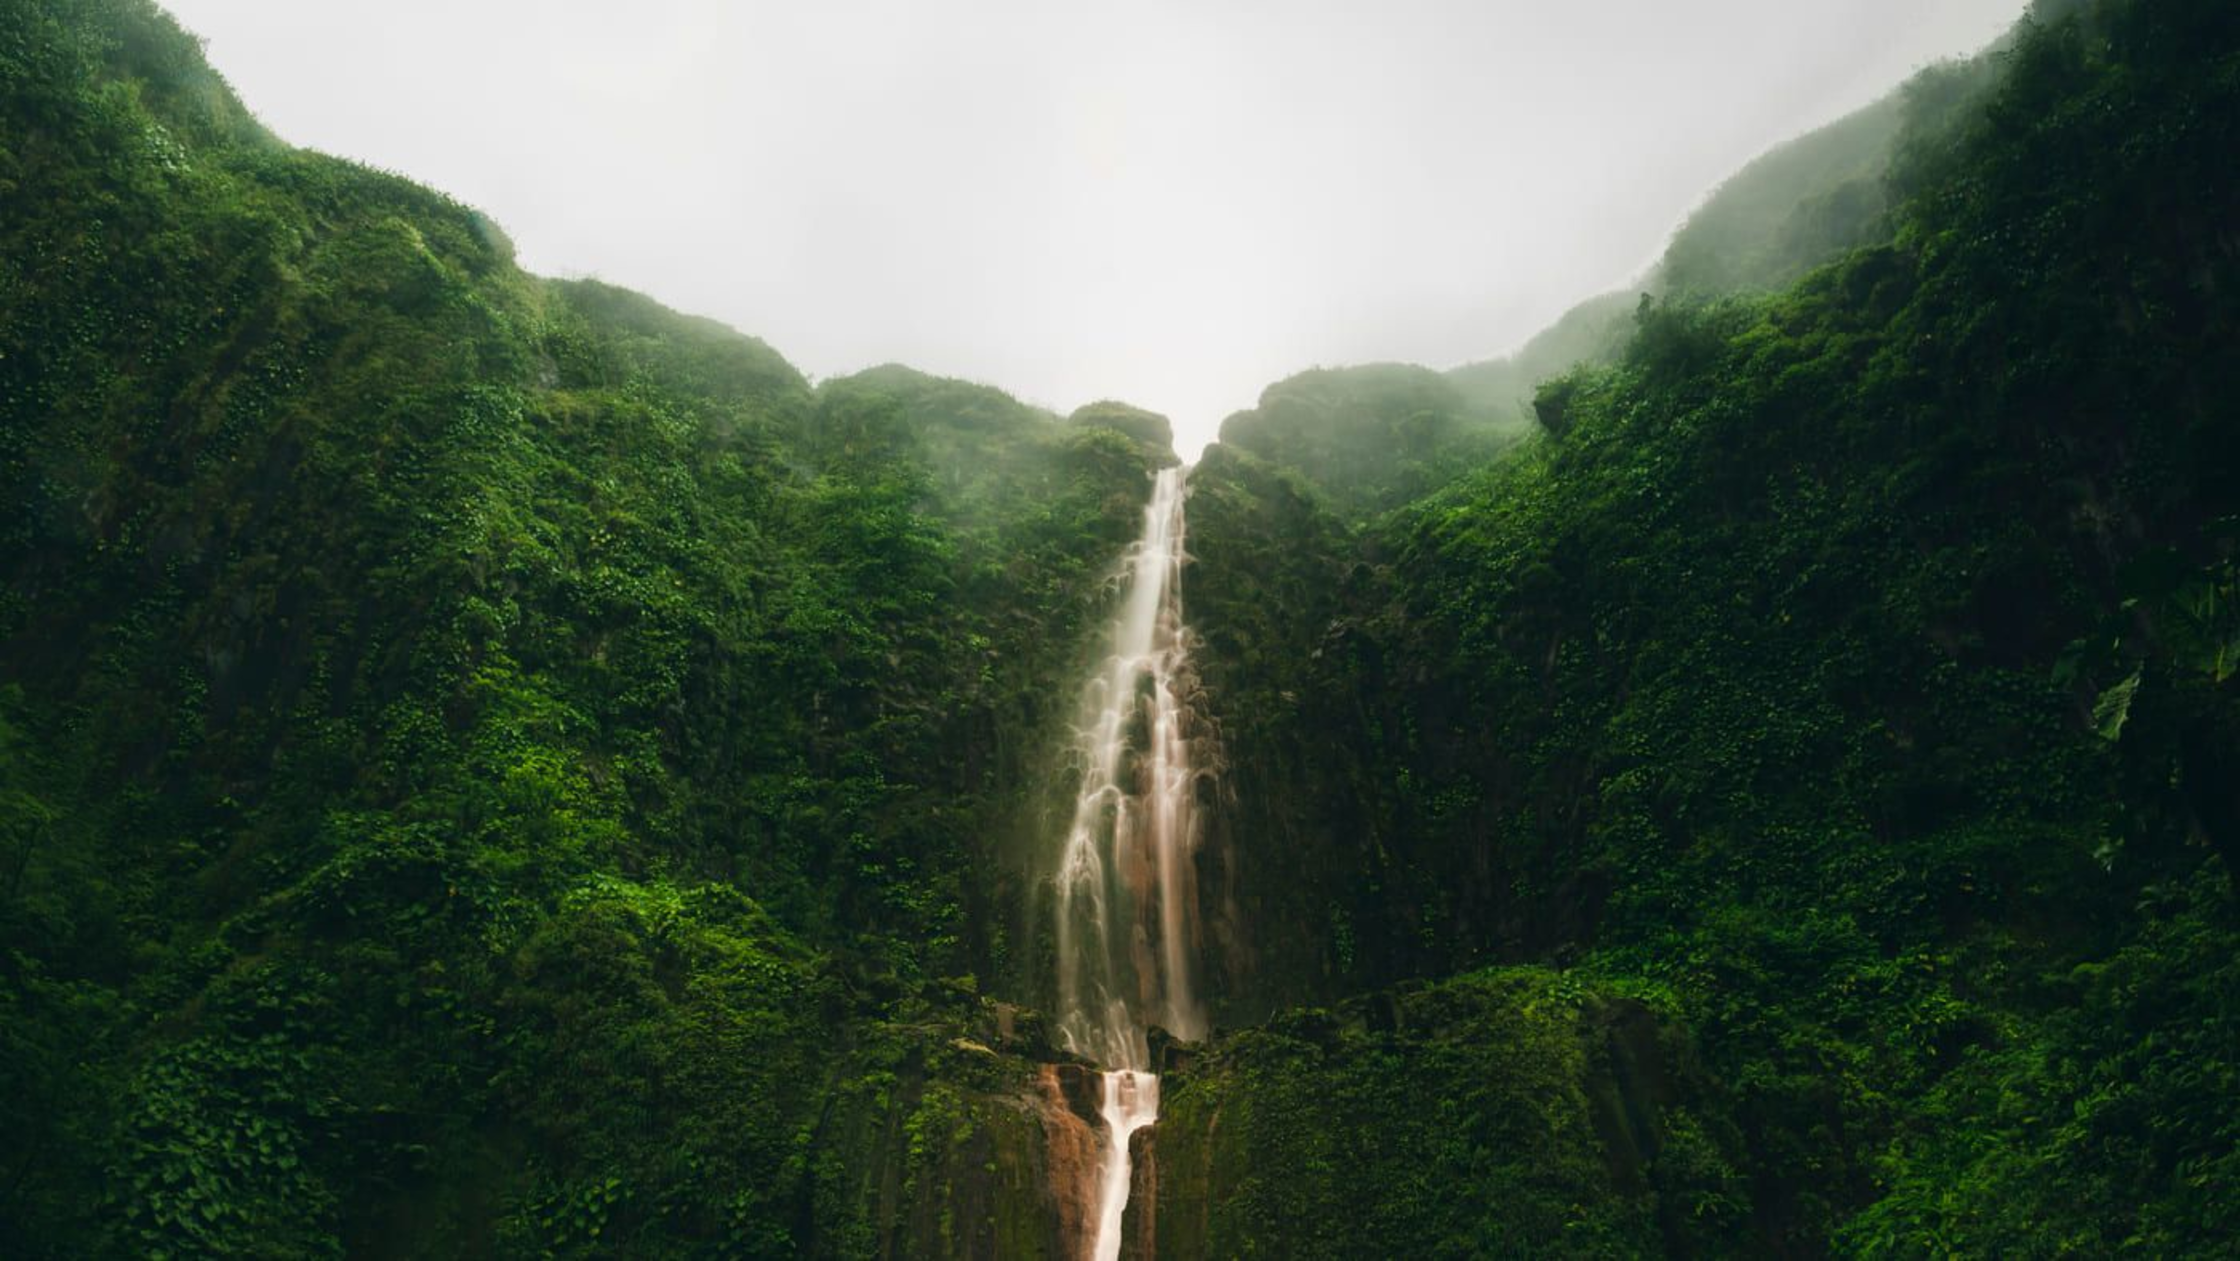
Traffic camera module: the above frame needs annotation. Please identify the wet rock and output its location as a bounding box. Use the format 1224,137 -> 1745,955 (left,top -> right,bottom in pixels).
1036,1063 -> 1103,1254
1046,1061 -> 1104,1127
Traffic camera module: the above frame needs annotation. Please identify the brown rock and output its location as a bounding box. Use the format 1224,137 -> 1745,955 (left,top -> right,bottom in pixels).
1036,1064 -> 1103,1258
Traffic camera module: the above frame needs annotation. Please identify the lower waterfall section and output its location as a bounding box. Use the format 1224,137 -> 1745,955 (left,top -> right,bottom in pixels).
1090,1070 -> 1159,1261
1045,465 -> 1212,1258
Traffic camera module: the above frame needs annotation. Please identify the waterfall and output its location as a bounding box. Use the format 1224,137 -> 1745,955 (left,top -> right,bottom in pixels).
1091,1070 -> 1159,1261
1050,465 -> 1207,1260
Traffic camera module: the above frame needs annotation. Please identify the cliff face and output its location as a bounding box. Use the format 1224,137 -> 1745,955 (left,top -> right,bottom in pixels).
4,0 -> 2239,1255
1135,970 -> 1745,1257
0,3 -> 1170,1252
793,1032 -> 1104,1259
1171,0 -> 2240,1250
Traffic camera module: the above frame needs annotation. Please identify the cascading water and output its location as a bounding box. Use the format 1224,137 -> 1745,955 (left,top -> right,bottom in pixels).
1050,465 -> 1208,1261
1090,1070 -> 1159,1261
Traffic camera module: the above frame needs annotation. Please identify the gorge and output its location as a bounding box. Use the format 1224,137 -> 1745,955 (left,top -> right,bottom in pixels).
3,0 -> 2238,1256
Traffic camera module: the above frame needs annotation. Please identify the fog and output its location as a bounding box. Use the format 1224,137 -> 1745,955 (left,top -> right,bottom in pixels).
162,0 -> 2024,455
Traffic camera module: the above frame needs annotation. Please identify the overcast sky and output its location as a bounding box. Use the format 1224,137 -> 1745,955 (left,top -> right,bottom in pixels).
163,0 -> 2024,455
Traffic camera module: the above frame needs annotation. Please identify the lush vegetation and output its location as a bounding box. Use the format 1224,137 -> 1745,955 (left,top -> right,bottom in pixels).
4,0 -> 2236,1255
1180,0 -> 2239,1250
1151,969 -> 1749,1257
0,1 -> 1168,1252
1448,31 -> 2005,424
1217,364 -> 1529,523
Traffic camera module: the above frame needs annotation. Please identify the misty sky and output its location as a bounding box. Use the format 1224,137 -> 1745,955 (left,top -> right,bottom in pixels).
163,0 -> 2024,455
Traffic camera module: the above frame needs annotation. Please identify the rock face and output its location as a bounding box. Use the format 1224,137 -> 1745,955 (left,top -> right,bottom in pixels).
1036,1064 -> 1105,1256
1137,969 -> 1749,1257
790,1043 -> 1108,1259
1119,1122 -> 1159,1261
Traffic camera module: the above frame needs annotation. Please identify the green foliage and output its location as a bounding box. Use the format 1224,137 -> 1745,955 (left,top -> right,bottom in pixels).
1216,363 -> 1529,522
1184,0 -> 2240,1249
1836,865 -> 2240,1255
114,1025 -> 339,1259
1447,289 -> 1638,424
1066,399 -> 1178,463
5,0 -> 2239,1254
1656,93 -> 1909,298
1447,26 -> 2006,435
1154,969 -> 1748,1258
0,2 -> 1162,1252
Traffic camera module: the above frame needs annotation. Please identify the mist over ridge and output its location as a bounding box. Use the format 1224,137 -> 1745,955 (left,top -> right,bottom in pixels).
160,0 -> 2026,456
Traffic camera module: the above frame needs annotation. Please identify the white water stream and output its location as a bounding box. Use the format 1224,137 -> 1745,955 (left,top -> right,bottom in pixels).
1091,1070 -> 1159,1261
1050,466 -> 1208,1261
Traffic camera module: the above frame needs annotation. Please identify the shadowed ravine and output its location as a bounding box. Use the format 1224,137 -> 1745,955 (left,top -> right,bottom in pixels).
1048,466 -> 1210,1259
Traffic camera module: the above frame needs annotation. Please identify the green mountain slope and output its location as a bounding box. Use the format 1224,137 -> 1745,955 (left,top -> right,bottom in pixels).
1175,0 -> 2240,1249
0,2 -> 1170,1253
1215,363 -> 1529,524
1446,26 -> 2007,438
4,0 -> 2237,1255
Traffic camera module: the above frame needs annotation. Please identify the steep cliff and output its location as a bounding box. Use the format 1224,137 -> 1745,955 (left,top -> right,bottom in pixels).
4,0 -> 2237,1254
1177,0 -> 2240,1248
